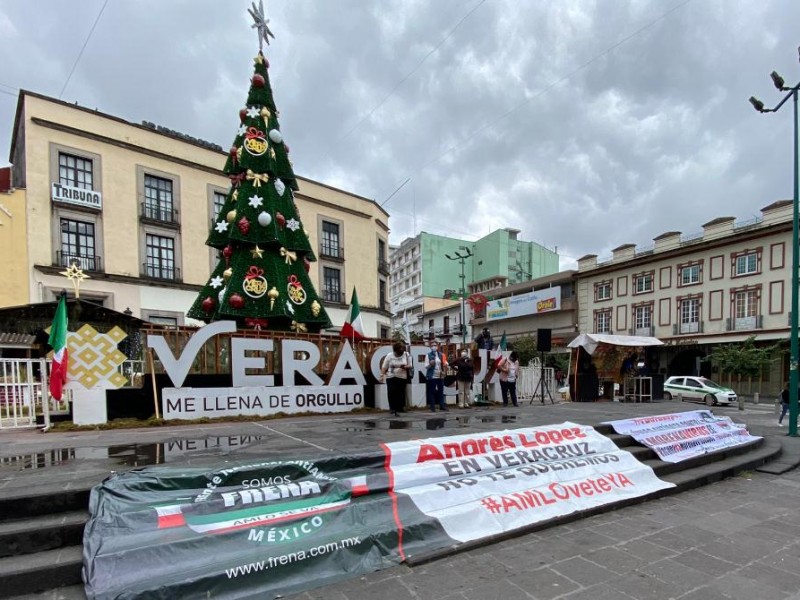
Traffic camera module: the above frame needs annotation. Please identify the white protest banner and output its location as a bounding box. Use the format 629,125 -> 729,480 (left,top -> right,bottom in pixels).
604,410 -> 761,463
381,422 -> 673,544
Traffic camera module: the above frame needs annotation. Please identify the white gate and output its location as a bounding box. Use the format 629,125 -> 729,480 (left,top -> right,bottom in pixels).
518,362 -> 557,403
0,358 -> 72,429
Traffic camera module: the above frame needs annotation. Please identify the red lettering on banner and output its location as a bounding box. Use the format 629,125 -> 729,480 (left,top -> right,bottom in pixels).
416,435 -> 517,463
417,445 -> 444,462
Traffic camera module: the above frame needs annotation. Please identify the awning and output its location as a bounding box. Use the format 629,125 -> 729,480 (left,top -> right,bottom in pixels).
567,333 -> 663,355
0,332 -> 37,348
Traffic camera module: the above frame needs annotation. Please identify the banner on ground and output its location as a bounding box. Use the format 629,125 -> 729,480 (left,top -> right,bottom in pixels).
604,410 -> 761,463
83,422 -> 674,599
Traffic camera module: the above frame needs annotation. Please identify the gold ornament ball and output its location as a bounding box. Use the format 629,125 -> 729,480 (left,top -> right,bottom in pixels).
226,210 -> 237,223
223,268 -> 233,281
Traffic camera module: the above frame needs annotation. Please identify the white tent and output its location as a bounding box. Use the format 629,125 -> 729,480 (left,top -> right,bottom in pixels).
567,333 -> 664,356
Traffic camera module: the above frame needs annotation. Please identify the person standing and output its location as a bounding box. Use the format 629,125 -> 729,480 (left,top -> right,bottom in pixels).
499,351 -> 520,407
381,341 -> 412,416
426,341 -> 448,412
452,350 -> 474,408
475,327 -> 494,402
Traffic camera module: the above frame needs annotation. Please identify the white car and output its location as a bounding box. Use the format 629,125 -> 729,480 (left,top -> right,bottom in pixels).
663,376 -> 737,406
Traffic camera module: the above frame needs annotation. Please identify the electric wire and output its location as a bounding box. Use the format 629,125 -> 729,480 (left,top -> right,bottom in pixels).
413,0 -> 696,176
59,0 -> 110,99
339,0 -> 487,147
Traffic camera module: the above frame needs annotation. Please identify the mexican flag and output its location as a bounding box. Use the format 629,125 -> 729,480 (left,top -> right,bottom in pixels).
340,288 -> 365,341
48,295 -> 69,401
492,331 -> 508,370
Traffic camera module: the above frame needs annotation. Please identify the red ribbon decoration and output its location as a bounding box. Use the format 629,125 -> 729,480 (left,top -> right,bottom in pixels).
245,318 -> 268,330
245,126 -> 265,140
245,266 -> 264,280
229,172 -> 246,187
288,275 -> 302,288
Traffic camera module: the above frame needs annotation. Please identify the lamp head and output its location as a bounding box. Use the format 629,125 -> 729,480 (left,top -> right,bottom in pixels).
444,254 -> 453,260
749,96 -> 766,112
770,71 -> 786,90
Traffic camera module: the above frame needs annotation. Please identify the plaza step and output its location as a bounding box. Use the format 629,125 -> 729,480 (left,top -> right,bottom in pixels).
0,424 -> 785,599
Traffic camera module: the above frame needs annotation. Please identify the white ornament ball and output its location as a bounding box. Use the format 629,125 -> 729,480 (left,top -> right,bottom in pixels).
274,179 -> 285,196
258,211 -> 272,227
218,287 -> 226,303
268,129 -> 283,143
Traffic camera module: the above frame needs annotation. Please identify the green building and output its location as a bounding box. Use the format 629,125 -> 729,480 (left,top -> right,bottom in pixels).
390,228 -> 559,336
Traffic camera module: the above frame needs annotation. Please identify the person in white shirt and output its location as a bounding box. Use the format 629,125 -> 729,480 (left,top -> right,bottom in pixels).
499,351 -> 520,407
381,341 -> 412,416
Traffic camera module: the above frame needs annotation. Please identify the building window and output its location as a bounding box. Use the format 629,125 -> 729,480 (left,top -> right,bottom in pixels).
633,272 -> 654,294
321,221 -> 342,258
58,153 -> 93,189
595,280 -> 612,301
213,191 -> 226,220
634,305 -> 652,330
323,267 -> 342,303
735,290 -> 758,319
595,309 -> 612,334
145,234 -> 176,279
680,264 -> 701,286
60,219 -> 99,271
679,298 -> 700,333
735,252 -> 758,276
379,280 -> 387,311
143,174 -> 176,223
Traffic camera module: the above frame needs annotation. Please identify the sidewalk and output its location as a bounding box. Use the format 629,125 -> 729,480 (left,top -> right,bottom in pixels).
3,398 -> 800,600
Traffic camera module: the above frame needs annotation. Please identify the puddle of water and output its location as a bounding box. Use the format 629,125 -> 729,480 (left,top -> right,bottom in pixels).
0,434 -> 268,471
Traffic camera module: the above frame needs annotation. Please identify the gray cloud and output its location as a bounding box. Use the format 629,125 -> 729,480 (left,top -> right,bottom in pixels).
1,0 -> 798,270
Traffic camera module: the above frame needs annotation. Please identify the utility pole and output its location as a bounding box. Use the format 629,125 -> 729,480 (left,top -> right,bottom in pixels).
445,246 -> 473,345
750,49 -> 800,436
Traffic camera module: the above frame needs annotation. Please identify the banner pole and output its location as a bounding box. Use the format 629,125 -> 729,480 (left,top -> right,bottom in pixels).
147,348 -> 161,420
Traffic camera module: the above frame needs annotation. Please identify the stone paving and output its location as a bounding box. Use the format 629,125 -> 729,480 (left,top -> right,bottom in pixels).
3,398 -> 799,600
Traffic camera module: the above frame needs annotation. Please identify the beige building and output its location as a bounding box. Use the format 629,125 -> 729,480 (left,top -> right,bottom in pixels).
5,91 -> 391,335
575,200 -> 795,393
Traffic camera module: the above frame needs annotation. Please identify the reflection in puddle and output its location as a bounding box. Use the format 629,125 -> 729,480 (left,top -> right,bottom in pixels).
0,414 -> 523,471
0,434 -> 267,471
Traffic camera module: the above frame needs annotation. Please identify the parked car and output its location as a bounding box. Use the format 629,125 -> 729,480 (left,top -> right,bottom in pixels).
663,376 -> 737,406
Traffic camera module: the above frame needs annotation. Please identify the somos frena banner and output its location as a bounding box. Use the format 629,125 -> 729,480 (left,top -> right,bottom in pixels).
83,423 -> 674,599
604,410 -> 761,463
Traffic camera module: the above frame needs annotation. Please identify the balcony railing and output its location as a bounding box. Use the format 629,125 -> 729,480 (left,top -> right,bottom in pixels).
320,243 -> 344,260
378,259 -> 389,275
322,288 -> 344,304
141,262 -> 181,281
56,251 -> 102,272
140,202 -> 180,226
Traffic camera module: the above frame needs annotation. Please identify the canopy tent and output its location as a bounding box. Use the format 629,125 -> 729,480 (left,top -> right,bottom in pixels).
568,333 -> 664,356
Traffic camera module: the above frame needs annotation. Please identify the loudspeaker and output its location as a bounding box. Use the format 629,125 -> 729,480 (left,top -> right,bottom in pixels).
537,328 -> 552,352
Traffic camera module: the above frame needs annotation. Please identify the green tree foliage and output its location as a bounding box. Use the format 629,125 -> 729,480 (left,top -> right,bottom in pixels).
703,336 -> 780,380
510,335 -> 538,366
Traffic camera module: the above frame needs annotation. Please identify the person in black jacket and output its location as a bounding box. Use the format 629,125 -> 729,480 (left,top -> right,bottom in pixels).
452,351 -> 474,408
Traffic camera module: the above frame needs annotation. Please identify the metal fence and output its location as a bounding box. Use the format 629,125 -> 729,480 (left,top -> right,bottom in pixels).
518,363 -> 558,403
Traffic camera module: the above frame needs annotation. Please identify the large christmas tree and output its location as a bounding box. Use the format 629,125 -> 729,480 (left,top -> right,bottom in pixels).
188,8 -> 331,333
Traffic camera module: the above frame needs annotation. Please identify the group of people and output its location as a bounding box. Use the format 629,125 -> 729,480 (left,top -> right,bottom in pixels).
379,327 -> 521,414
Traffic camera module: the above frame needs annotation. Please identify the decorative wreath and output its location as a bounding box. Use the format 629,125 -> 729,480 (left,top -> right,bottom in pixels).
466,293 -> 488,312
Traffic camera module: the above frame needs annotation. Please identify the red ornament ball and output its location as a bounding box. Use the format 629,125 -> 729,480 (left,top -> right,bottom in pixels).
201,297 -> 216,313
238,216 -> 251,235
222,244 -> 234,259
284,144 -> 290,154
252,74 -> 266,88
228,293 -> 245,309
239,108 -> 247,123
229,145 -> 238,158
303,258 -> 311,273
275,212 -> 286,227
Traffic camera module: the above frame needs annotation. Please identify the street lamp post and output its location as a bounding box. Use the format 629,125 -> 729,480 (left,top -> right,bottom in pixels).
750,48 -> 800,437
445,246 -> 473,346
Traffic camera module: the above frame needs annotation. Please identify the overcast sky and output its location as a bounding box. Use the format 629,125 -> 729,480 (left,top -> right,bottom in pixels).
1,0 -> 799,270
